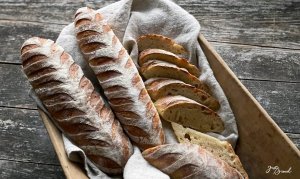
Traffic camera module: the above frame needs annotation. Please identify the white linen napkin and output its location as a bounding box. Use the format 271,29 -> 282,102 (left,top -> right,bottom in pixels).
31,0 -> 238,178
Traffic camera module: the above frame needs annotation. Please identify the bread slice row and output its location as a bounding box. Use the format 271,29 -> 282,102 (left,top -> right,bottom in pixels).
140,60 -> 211,94
139,48 -> 200,77
138,34 -> 247,179
145,78 -> 220,111
137,34 -> 223,134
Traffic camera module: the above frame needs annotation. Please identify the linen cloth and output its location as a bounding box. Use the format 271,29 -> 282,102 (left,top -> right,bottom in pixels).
31,0 -> 238,178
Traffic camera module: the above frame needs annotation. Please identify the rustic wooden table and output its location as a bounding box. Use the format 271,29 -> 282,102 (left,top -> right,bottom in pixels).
0,0 -> 299,178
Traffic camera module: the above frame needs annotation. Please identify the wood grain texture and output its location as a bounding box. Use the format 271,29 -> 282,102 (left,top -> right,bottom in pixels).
286,133 -> 300,149
0,107 -> 59,165
212,42 -> 300,82
1,0 -> 299,49
240,80 -> 300,134
0,1 -> 118,24
177,0 -> 300,49
0,20 -> 63,64
0,159 -> 64,179
0,64 -> 36,109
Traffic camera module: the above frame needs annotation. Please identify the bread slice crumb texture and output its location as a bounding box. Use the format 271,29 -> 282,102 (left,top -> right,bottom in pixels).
155,95 -> 224,133
139,49 -> 200,77
145,78 -> 220,111
137,34 -> 187,54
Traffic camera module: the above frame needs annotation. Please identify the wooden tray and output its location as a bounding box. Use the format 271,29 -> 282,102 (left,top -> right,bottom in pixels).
38,34 -> 300,179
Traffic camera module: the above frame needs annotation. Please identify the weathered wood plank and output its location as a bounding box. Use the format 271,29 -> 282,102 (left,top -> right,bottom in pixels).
241,80 -> 300,134
212,42 -> 300,82
0,107 -> 59,165
286,133 -> 300,149
0,1 -> 118,24
0,64 -> 36,109
0,0 -> 299,49
0,159 -> 64,179
0,20 -> 63,64
177,0 -> 300,49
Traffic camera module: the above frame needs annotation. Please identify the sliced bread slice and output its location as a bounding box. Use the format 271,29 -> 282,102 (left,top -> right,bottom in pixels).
145,78 -> 220,111
139,49 -> 200,77
171,123 -> 249,179
140,60 -> 210,94
137,34 -> 187,54
155,95 -> 224,133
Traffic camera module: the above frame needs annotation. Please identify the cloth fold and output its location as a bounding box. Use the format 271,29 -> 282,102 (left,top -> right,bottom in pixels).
30,0 -> 238,178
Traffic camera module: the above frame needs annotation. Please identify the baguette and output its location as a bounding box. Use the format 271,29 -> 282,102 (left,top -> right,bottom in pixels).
137,34 -> 187,54
172,123 -> 248,179
75,7 -> 165,150
139,49 -> 200,77
140,60 -> 210,94
142,143 -> 243,179
145,78 -> 220,111
20,37 -> 133,174
155,95 -> 224,133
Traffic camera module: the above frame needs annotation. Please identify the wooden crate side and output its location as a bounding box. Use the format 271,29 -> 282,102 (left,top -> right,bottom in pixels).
39,110 -> 88,179
198,34 -> 300,179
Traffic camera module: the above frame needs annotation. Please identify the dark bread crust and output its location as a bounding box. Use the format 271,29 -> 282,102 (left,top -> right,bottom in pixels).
142,143 -> 244,179
21,37 -> 133,174
74,7 -> 165,150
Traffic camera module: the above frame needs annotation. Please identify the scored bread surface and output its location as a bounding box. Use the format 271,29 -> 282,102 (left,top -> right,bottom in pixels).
172,123 -> 248,179
142,143 -> 243,179
155,95 -> 224,133
140,60 -> 210,94
137,34 -> 187,54
145,78 -> 220,111
139,49 -> 200,77
75,7 -> 165,150
20,37 -> 133,174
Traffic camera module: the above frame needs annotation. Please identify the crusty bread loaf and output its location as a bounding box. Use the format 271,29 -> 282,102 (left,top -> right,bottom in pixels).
74,7 -> 165,150
20,37 -> 133,174
155,95 -> 224,133
137,34 -> 187,54
145,78 -> 220,111
171,123 -> 248,179
142,143 -> 243,179
139,49 -> 200,77
140,60 -> 210,94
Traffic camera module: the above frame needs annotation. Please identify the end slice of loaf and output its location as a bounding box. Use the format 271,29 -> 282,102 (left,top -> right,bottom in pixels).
137,34 -> 187,54
171,123 -> 248,179
145,78 -> 220,111
142,143 -> 243,179
139,49 -> 200,77
155,95 -> 224,133
140,60 -> 210,94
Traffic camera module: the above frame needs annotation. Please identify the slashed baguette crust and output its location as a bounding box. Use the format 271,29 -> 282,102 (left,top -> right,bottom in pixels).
20,37 -> 133,174
74,7 -> 165,150
142,143 -> 243,179
139,49 -> 200,77
137,34 -> 187,54
140,60 -> 210,94
145,78 -> 220,111
155,95 -> 224,133
172,123 -> 248,179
